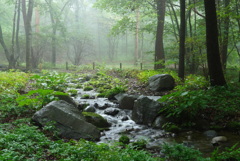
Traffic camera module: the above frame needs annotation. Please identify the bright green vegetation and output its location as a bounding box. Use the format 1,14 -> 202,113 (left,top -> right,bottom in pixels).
0,69 -> 240,160
159,85 -> 240,130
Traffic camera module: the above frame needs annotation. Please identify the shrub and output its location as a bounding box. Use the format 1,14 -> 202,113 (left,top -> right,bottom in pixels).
161,143 -> 207,161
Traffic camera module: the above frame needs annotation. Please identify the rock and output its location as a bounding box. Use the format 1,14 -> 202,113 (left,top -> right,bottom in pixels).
148,74 -> 175,92
94,103 -> 110,110
82,112 -> 111,128
211,136 -> 228,146
84,105 -> 96,112
115,93 -> 139,110
132,95 -> 162,126
32,100 -> 100,141
152,116 -> 167,129
54,94 -> 78,108
121,116 -> 129,121
204,130 -> 217,138
104,108 -> 120,116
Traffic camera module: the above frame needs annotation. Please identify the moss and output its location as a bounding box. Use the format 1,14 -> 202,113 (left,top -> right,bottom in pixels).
82,94 -> 90,99
83,86 -> 93,91
82,112 -> 110,128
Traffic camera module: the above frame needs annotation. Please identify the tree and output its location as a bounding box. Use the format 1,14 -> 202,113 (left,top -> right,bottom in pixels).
154,0 -> 166,69
178,0 -> 186,80
204,0 -> 227,86
22,0 -> 34,70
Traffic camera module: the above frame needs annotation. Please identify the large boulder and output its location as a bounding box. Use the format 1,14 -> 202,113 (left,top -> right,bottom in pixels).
132,96 -> 162,126
115,93 -> 139,110
148,74 -> 175,92
32,100 -> 100,141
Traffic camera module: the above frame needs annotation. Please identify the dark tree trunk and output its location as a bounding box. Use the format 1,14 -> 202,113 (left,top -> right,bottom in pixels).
204,0 -> 227,86
220,0 -> 230,70
178,0 -> 186,80
154,0 -> 166,69
22,0 -> 34,71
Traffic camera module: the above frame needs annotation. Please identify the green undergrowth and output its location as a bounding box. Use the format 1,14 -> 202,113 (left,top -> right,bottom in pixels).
0,119 -> 158,161
159,84 -> 240,129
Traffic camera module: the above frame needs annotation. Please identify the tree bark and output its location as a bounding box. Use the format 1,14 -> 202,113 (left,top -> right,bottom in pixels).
134,8 -> 140,65
204,0 -> 227,86
220,0 -> 230,70
154,0 -> 166,69
22,0 -> 34,71
178,0 -> 186,80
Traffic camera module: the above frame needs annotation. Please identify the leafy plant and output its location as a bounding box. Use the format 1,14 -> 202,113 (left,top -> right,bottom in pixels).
159,85 -> 240,125
161,143 -> 207,161
16,89 -> 68,110
30,70 -> 70,91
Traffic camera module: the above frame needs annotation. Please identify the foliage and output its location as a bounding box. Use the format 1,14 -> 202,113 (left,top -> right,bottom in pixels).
0,119 -> 158,161
175,74 -> 209,91
98,85 -> 126,99
0,71 -> 29,94
137,69 -> 180,84
119,135 -> 130,145
30,70 -> 70,91
161,143 -> 207,161
211,144 -> 240,161
159,85 -> 240,124
16,89 -> 68,110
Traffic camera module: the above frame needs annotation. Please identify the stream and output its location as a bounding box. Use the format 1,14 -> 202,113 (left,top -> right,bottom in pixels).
70,87 -> 240,157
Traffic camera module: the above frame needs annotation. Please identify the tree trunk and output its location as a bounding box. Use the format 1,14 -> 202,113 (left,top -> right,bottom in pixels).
134,8 -> 140,65
178,0 -> 186,80
220,0 -> 230,70
204,0 -> 227,86
16,0 -> 21,65
22,0 -> 34,71
154,0 -> 166,69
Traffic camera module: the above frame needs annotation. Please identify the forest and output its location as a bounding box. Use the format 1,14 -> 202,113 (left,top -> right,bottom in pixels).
0,0 -> 240,160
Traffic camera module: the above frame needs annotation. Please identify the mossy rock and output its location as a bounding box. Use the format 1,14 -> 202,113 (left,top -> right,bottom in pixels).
226,121 -> 240,131
82,112 -> 111,129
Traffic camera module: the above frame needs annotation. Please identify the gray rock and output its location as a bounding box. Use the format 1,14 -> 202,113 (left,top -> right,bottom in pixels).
32,100 -> 100,140
152,116 -> 167,129
84,105 -> 96,112
82,112 -> 111,128
148,74 -> 175,92
132,95 -> 162,126
204,130 -> 217,138
54,94 -> 78,108
211,136 -> 227,146
104,108 -> 120,116
121,116 -> 129,121
115,93 -> 139,110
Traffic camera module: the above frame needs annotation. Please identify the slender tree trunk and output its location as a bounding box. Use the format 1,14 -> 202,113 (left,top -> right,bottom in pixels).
16,0 -> 21,65
178,0 -> 186,80
0,25 -> 11,63
220,0 -> 230,70
22,0 -> 34,71
134,8 -> 140,65
154,0 -> 166,69
204,0 -> 227,86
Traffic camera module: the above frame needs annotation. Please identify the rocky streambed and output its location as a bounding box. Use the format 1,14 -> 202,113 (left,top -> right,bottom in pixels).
73,87 -> 240,156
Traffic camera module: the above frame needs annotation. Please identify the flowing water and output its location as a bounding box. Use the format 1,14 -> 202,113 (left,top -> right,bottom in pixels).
70,86 -> 240,156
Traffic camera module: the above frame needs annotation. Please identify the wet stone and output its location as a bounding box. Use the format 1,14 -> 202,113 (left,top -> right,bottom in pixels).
104,108 -> 120,116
